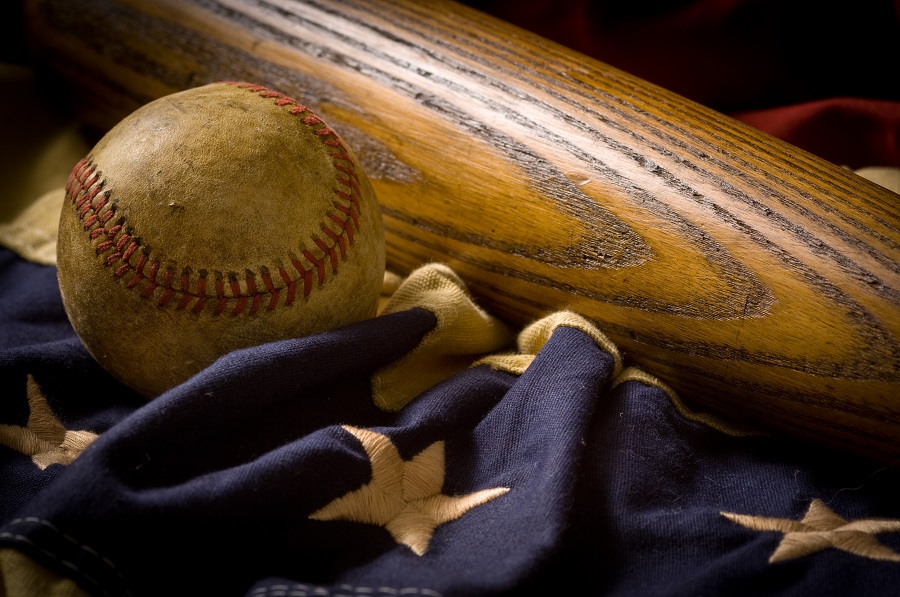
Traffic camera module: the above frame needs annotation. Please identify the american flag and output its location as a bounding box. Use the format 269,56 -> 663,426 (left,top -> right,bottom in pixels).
2,247 -> 899,596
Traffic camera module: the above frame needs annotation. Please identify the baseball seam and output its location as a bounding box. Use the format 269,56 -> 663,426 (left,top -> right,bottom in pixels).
63,82 -> 365,317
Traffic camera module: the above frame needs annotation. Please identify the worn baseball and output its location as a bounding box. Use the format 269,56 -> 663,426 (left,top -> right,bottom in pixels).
57,82 -> 386,397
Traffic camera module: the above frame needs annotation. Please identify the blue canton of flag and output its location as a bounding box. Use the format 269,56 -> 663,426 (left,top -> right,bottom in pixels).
2,246 -> 899,596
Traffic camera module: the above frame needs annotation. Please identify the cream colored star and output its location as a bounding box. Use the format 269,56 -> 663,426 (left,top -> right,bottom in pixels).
0,374 -> 98,469
722,499 -> 900,563
310,425 -> 510,555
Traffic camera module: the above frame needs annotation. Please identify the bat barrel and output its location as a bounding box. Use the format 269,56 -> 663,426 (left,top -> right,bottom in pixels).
22,0 -> 900,460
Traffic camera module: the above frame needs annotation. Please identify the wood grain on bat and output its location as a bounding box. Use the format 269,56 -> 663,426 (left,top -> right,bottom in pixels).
23,0 -> 900,459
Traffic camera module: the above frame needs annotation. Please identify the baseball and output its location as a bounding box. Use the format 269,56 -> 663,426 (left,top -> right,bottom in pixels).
57,82 -> 386,397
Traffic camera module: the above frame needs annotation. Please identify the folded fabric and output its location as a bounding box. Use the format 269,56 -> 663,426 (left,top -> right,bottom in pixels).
2,246 -> 899,597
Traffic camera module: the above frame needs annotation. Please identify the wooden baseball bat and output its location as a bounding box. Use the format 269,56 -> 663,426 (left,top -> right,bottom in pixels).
22,0 -> 900,460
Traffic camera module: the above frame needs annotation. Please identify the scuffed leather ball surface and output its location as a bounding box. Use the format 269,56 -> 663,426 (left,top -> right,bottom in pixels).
57,82 -> 385,397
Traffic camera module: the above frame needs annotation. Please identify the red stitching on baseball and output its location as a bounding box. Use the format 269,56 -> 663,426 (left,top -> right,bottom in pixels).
64,82 -> 368,317
246,272 -> 262,315
177,291 -> 193,311
335,202 -> 360,234
213,273 -> 227,316
303,249 -> 326,286
100,209 -> 116,225
278,266 -> 296,305
193,272 -> 208,314
260,267 -> 279,311
159,269 -> 176,307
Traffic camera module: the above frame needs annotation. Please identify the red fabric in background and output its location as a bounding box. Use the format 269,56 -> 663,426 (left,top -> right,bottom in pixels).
734,98 -> 900,169
463,0 -> 900,168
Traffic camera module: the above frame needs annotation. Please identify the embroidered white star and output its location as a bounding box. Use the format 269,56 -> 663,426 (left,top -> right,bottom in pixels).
721,499 -> 900,563
310,425 -> 510,555
0,374 -> 98,469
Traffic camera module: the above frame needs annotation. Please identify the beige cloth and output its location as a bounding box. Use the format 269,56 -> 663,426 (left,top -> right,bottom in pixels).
0,187 -> 65,265
0,64 -> 90,270
0,549 -> 91,597
373,263 -> 514,411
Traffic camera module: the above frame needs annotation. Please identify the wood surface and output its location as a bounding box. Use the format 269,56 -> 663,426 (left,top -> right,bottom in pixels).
22,0 -> 900,460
